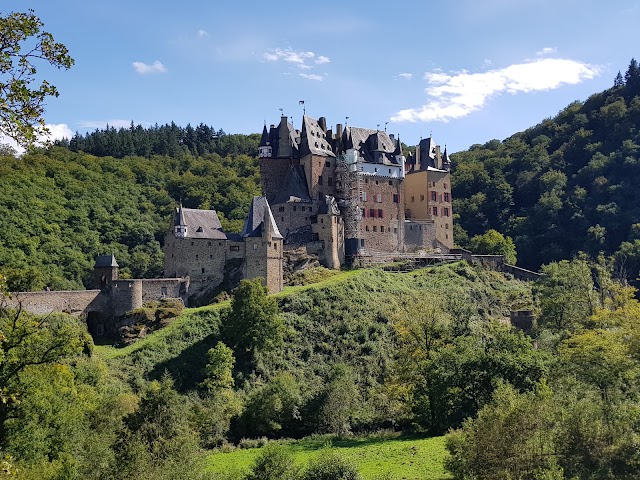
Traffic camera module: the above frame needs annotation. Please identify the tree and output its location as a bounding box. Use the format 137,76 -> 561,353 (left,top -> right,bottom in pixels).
624,58 -> 640,93
468,229 -> 517,264
301,450 -> 361,480
200,341 -> 235,393
245,444 -> 300,480
223,278 -> 283,361
0,10 -> 74,148
614,70 -> 624,88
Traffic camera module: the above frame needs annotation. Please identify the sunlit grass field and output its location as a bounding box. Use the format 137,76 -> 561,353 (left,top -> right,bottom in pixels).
204,434 -> 451,480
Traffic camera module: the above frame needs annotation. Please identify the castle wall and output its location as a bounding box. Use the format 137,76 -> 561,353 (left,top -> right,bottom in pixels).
244,237 -> 283,293
403,220 -> 437,251
110,279 -> 143,317
163,235 -> 228,291
273,201 -> 314,240
359,176 -> 404,252
301,154 -> 336,205
260,158 -> 296,203
313,214 -> 344,269
5,290 -> 106,317
141,278 -> 184,303
404,170 -> 453,249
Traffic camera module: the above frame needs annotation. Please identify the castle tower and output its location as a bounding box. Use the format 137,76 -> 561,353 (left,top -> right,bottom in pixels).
258,124 -> 272,158
394,136 -> 406,178
174,203 -> 187,238
93,254 -> 119,290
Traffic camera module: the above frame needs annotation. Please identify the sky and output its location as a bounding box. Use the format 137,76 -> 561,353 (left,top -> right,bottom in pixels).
5,0 -> 640,153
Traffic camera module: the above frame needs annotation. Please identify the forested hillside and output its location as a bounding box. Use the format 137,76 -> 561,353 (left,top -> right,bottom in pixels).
0,148 -> 260,291
452,59 -> 640,274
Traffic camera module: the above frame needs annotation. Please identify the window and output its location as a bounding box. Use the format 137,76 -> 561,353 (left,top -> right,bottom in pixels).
378,209 -> 383,218
281,216 -> 284,221
388,180 -> 393,185
375,180 -> 379,185
279,206 -> 285,212
444,183 -> 448,190
444,192 -> 450,202
208,241 -> 211,246
361,208 -> 366,217
360,239 -> 365,247
191,241 -> 194,246
394,227 -> 398,234
201,268 -> 205,274
431,191 -> 437,201
195,254 -> 199,260
325,161 -> 331,167
420,194 -> 425,201
253,243 -> 257,250
230,245 -> 240,252
365,178 -> 368,184
443,207 -> 450,217
318,175 -> 323,185
445,223 -> 449,230
381,226 -> 385,232
328,177 -> 333,186
393,194 -> 399,203
432,206 -> 438,216
373,226 -> 378,232
210,254 -> 213,259
274,243 -> 277,250
376,193 -> 382,203
388,169 -> 392,174
374,168 -> 378,173
360,191 -> 368,202
369,208 -> 376,218
365,225 -> 369,231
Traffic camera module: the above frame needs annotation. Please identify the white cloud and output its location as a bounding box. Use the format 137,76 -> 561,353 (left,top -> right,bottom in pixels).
299,73 -> 323,81
132,60 -> 167,74
391,58 -> 601,123
197,29 -> 210,38
0,123 -> 73,155
263,48 -> 315,64
397,73 -> 413,80
536,47 -> 558,56
315,55 -> 330,64
298,64 -> 312,70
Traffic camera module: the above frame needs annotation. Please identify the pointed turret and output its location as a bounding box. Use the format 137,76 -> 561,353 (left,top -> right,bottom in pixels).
394,136 -> 406,178
174,203 -> 188,238
258,124 -> 272,158
442,145 -> 451,172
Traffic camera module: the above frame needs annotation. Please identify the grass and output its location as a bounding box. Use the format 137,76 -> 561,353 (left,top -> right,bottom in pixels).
93,267 -> 366,360
204,434 -> 452,479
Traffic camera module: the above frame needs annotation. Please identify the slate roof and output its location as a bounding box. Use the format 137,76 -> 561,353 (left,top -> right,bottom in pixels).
272,165 -> 312,205
259,124 -> 270,147
300,115 -> 336,157
174,206 -> 227,239
94,254 -> 119,268
241,196 -> 283,239
344,127 -> 399,165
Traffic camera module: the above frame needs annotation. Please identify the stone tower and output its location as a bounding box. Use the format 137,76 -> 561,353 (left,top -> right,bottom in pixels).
93,254 -> 119,290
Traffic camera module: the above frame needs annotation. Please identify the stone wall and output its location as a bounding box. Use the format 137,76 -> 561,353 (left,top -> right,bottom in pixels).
360,176 -> 404,252
403,219 -> 437,251
141,278 -> 185,304
314,213 -> 345,269
260,158 -> 295,202
273,201 -> 314,241
164,235 -> 228,291
5,290 -> 106,317
110,279 -> 143,317
244,237 -> 283,293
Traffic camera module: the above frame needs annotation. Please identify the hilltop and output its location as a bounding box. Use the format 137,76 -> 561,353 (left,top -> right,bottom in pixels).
452,59 -> 640,274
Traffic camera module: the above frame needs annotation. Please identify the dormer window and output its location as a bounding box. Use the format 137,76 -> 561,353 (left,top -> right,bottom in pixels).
196,226 -> 204,233
174,225 -> 187,238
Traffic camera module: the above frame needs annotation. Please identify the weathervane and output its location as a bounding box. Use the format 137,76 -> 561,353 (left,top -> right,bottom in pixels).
299,100 -> 305,115
384,121 -> 389,132
345,116 -> 349,126
279,108 -> 284,117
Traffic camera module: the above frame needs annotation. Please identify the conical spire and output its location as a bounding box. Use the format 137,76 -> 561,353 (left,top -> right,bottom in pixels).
259,123 -> 269,147
393,136 -> 402,156
177,202 -> 186,225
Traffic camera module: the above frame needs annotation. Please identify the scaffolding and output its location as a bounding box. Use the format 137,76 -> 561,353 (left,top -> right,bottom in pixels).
335,151 -> 363,259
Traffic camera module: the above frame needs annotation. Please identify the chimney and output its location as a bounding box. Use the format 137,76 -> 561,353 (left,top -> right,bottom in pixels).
389,134 -> 395,141
318,117 -> 327,132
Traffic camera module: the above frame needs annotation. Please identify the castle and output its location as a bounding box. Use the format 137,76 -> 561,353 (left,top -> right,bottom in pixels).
258,114 -> 453,266
6,114 -> 453,331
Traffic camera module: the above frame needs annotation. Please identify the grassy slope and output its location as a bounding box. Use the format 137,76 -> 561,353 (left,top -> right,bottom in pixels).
205,434 -> 451,480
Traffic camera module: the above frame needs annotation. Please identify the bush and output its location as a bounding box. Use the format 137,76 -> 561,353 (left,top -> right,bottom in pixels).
301,450 -> 361,480
244,443 -> 299,480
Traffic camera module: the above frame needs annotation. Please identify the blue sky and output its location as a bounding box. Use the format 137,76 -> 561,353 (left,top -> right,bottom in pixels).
6,0 -> 640,153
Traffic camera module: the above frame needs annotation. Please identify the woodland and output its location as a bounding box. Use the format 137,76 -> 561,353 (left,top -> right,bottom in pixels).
1,19 -> 640,476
